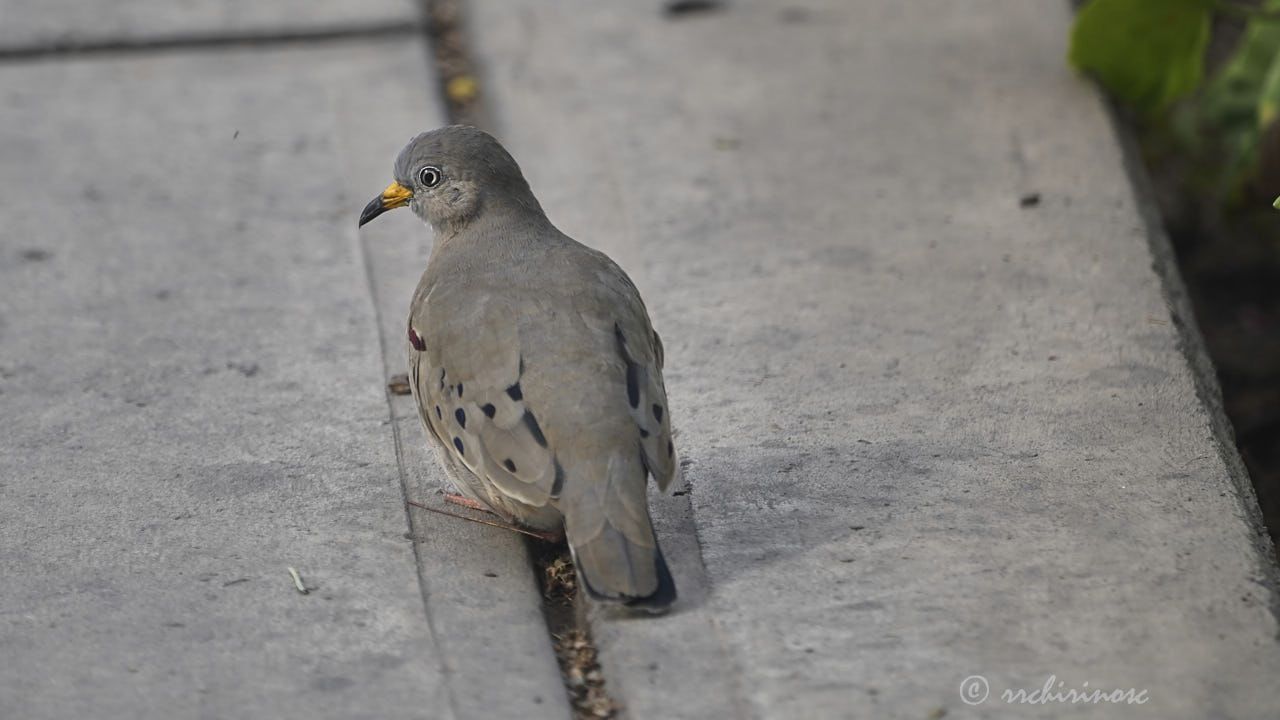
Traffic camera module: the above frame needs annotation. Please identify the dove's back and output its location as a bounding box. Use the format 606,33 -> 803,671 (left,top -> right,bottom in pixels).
409,217 -> 679,609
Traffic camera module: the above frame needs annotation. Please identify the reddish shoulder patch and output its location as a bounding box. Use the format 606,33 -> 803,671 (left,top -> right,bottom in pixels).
408,325 -> 427,352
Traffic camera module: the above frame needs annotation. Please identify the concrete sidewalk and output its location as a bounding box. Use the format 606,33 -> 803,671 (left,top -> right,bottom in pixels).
3,1 -> 1279,719
0,8 -> 565,720
461,2 -> 1280,717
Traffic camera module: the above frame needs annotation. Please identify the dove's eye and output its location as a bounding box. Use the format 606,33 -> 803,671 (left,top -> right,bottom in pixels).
418,166 -> 443,188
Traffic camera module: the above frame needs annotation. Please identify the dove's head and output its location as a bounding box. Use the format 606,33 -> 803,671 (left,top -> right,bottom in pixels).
358,125 -> 544,234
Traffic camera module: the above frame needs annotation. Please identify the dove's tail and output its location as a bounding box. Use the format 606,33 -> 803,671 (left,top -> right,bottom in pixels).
568,524 -> 676,612
561,453 -> 677,612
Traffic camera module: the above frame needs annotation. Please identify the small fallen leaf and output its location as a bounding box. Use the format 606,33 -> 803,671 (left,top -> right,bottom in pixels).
446,75 -> 479,103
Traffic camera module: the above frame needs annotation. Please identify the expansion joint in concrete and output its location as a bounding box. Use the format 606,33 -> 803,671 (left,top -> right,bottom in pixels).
0,22 -> 421,62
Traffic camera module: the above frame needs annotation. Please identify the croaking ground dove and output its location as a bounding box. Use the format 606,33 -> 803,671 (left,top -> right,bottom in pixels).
358,126 -> 678,610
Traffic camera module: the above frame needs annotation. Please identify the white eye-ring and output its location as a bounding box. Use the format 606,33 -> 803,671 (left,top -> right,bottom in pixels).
418,165 -> 443,188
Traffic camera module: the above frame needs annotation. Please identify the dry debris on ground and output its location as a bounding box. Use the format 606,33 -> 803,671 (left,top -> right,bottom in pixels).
554,629 -> 618,720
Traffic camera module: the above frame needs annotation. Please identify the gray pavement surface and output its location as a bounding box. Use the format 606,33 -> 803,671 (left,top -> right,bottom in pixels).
0,39 -> 454,720
467,1 -> 1280,718
0,29 -> 564,720
2,1 -> 1279,719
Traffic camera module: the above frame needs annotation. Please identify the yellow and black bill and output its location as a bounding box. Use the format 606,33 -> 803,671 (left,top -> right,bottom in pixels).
358,181 -> 414,227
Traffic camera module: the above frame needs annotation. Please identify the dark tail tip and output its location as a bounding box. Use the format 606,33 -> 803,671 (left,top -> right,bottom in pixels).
624,546 -> 677,613
572,545 -> 678,613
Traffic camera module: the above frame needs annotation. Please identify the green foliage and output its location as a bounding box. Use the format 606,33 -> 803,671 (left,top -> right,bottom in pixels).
1069,0 -> 1212,116
1196,3 -> 1280,198
1069,0 -> 1280,207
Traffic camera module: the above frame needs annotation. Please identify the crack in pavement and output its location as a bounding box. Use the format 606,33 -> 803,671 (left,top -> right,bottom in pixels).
0,22 -> 421,62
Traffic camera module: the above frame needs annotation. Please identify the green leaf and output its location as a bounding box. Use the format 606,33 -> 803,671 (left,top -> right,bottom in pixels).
1256,35 -> 1280,128
1200,3 -> 1280,131
1272,195 -> 1280,209
1196,0 -> 1280,199
1069,0 -> 1212,115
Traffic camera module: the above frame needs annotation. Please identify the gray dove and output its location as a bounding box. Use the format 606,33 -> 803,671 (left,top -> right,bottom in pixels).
358,126 -> 678,610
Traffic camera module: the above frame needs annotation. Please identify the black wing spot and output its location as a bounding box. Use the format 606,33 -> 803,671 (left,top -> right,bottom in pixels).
453,437 -> 465,455
652,404 -> 664,422
435,405 -> 442,420
481,403 -> 496,419
439,368 -> 446,391
503,458 -> 517,472
551,461 -> 565,497
667,440 -> 674,458
617,325 -> 642,408
506,383 -> 523,401
625,362 -> 640,408
522,410 -> 548,447
639,427 -> 650,439
456,382 -> 464,398
455,408 -> 466,428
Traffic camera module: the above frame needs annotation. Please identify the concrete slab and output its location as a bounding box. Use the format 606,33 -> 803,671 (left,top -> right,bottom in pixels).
0,37 -> 562,720
0,0 -> 417,50
465,0 -> 1280,718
